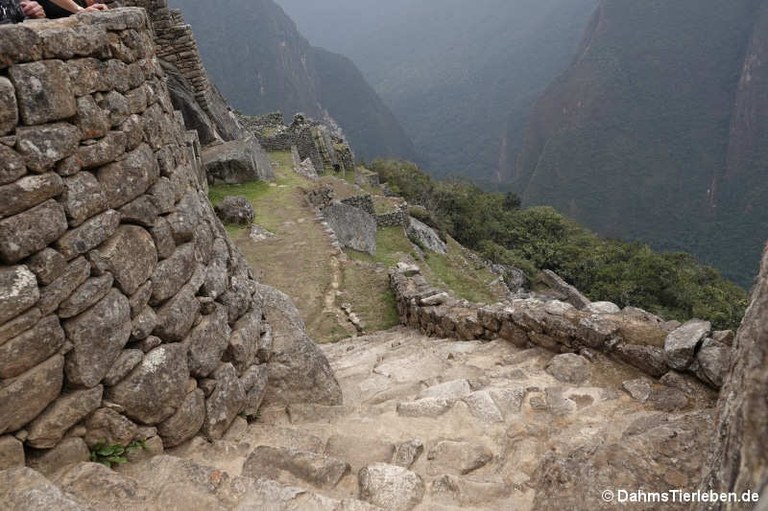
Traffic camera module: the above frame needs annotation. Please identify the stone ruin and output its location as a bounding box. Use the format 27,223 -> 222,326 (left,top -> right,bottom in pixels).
0,9 -> 339,474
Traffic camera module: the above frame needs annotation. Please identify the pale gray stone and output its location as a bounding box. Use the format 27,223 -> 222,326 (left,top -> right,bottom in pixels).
0,355 -> 64,434
150,242 -> 195,304
153,284 -> 200,342
202,363 -> 245,440
0,466 -> 82,510
427,440 -> 493,476
240,364 -> 268,417
118,195 -> 158,227
359,463 -> 425,511
75,131 -> 126,169
242,445 -> 350,489
0,200 -> 68,264
75,94 -> 110,140
89,225 -> 157,295
83,408 -> 138,448
58,274 -> 114,319
103,349 -> 143,386
60,172 -> 108,227
664,319 -> 711,370
0,172 -> 64,219
55,209 -> 121,259
0,315 -> 64,379
9,60 -> 77,125
392,440 -> 424,469
157,389 -> 205,448
37,256 -> 90,316
0,265 -> 39,326
0,77 -> 17,135
546,353 -> 591,384
97,143 -> 159,208
0,144 -> 26,185
185,304 -> 231,377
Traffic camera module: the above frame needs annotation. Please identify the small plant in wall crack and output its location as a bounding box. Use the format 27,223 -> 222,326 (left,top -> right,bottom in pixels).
89,440 -> 146,468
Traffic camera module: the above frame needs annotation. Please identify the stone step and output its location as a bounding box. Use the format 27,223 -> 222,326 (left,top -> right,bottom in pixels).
242,446 -> 351,490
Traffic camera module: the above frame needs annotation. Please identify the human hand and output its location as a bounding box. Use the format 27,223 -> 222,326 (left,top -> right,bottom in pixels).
20,0 -> 46,18
82,3 -> 108,11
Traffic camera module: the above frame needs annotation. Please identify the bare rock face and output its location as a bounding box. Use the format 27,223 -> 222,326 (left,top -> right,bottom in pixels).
201,363 -> 245,440
664,319 -> 711,370
203,137 -> 274,184
406,217 -> 447,254
546,353 -> 591,384
0,467 -> 82,511
257,284 -> 342,406
323,202 -> 377,255
699,246 -> 768,510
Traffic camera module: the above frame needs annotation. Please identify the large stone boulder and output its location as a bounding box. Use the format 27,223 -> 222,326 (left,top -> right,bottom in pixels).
203,137 -> 274,184
323,202 -> 377,255
256,284 -> 342,406
214,196 -> 255,226
406,216 -> 447,254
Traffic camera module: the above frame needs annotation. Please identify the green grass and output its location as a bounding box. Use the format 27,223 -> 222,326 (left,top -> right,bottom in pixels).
347,226 -> 417,267
423,239 -> 502,304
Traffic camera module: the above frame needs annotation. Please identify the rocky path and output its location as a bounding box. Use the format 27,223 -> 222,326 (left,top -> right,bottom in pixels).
2,327 -> 716,510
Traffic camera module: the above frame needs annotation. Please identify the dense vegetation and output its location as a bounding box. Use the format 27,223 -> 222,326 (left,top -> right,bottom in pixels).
371,159 -> 748,330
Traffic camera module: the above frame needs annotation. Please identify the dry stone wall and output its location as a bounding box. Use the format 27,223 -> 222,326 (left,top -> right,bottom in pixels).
0,10 -> 272,470
390,263 -> 734,390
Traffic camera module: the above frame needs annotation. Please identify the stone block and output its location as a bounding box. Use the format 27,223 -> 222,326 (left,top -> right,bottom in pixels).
89,225 -> 157,295
0,307 -> 41,345
26,386 -> 103,449
119,113 -> 144,151
153,284 -> 200,342
83,407 -> 138,448
75,131 -> 126,169
0,355 -> 64,434
185,304 -> 231,377
150,242 -> 195,305
39,25 -> 109,60
0,199 -> 68,264
0,265 -> 39,326
202,363 -> 246,440
55,208 -> 121,259
0,77 -> 17,135
60,172 -> 109,227
9,60 -> 76,125
0,25 -> 43,68
97,143 -> 159,208
97,90 -> 130,126
0,435 -> 25,470
119,195 -> 159,227
75,95 -> 110,140
103,349 -> 144,386
64,288 -> 132,388
0,172 -> 64,220
26,437 -> 90,477
0,144 -> 26,185
37,256 -> 90,315
105,343 -> 189,425
66,57 -> 108,96
0,315 -> 64,379
26,248 -> 66,286
58,273 -> 114,319
131,306 -> 157,341
157,388 -> 205,448
16,122 -> 81,172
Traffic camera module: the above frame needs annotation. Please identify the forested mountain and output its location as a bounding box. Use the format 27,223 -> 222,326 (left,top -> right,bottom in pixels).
169,0 -> 418,162
276,0 -> 597,183
511,0 -> 768,286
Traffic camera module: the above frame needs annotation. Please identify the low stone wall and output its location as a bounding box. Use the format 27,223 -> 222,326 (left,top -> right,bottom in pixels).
376,210 -> 408,228
390,264 -> 733,390
340,194 -> 375,216
0,10 -> 271,470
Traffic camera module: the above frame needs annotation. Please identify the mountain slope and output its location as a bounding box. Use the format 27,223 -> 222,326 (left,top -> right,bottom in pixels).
511,0 -> 768,286
169,0 -> 418,162
276,0 -> 597,183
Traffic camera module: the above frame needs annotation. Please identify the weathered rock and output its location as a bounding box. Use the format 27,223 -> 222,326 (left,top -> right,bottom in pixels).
358,463 -> 425,511
58,274 -> 113,319
585,301 -> 621,314
102,349 -> 143,386
63,288 -> 132,388
0,144 -> 26,186
37,256 -> 91,315
664,319 -> 711,370
540,269 -> 591,309
0,77 -> 17,135
463,390 -> 504,423
240,364 -> 269,417
0,265 -> 39,326
214,195 -> 255,225
0,467 -> 82,510
89,225 -> 157,295
0,307 -> 41,346
165,191 -> 202,244
26,386 -> 103,449
546,353 -> 591,383
153,284 -> 200,342
54,461 -> 141,507
131,306 -> 157,340
392,440 -> 424,469
27,437 -> 91,477
9,60 -> 77,126
83,407 -> 138,448
97,143 -> 159,208
622,378 -> 653,402
407,217 -> 447,254
225,307 -> 261,373
185,305 -> 231,377
75,131 -> 126,170
106,344 -> 189,425
202,363 -> 246,440
97,90 -> 130,126
27,248 -> 66,286
649,387 -> 689,412
0,355 -> 64,434
420,292 -> 449,306
149,242 -> 195,304
396,397 -> 452,418
150,217 -> 176,260
613,343 -> 669,378
203,137 -> 274,184
157,388 -> 205,448
60,171 -> 108,227
55,208 -> 121,260
418,379 -> 471,401
0,200 -> 68,264
0,435 -> 25,471
0,315 -> 64,379
242,445 -> 351,489
0,172 -> 64,219
75,94 -> 110,139
692,339 -> 731,389
119,195 -> 158,227
15,123 -> 80,175
427,440 -> 494,476
258,284 -> 342,406
323,202 -> 377,255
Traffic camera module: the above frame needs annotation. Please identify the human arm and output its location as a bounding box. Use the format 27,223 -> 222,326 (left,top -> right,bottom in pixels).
19,0 -> 46,18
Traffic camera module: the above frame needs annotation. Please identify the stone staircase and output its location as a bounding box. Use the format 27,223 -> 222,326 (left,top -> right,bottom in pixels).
1,327 -> 716,510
